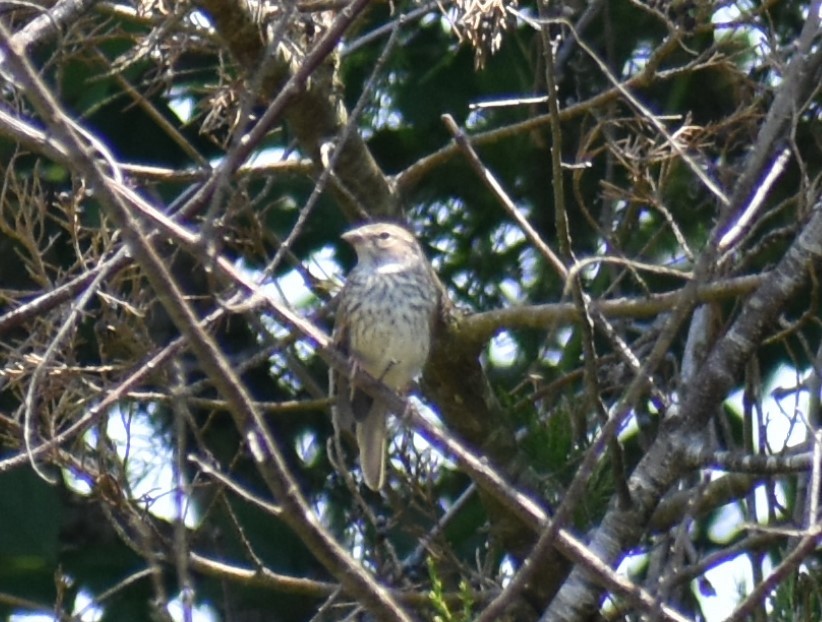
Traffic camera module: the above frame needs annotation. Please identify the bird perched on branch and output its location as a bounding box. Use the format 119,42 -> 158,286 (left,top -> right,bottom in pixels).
331,222 -> 440,490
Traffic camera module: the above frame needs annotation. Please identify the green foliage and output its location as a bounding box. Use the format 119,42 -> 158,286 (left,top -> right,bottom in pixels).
0,470 -> 61,616
427,556 -> 475,622
769,568 -> 822,622
0,0 -> 820,620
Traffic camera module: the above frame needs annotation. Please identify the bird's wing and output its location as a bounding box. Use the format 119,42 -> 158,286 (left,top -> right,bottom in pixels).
331,311 -> 376,426
330,319 -> 356,436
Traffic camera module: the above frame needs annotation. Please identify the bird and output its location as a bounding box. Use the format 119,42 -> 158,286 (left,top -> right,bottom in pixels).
330,222 -> 440,490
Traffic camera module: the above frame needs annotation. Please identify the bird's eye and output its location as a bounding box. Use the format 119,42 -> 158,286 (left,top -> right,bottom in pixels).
377,231 -> 391,240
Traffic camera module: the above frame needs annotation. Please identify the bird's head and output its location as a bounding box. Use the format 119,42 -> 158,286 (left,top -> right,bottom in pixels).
342,223 -> 423,272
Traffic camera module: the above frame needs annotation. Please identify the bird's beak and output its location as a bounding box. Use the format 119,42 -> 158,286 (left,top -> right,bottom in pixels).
341,230 -> 363,246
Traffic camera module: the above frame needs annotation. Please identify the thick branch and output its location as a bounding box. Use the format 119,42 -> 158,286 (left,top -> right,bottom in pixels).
195,0 -> 398,218
542,5 -> 822,616
463,274 -> 764,342
543,197 -> 822,620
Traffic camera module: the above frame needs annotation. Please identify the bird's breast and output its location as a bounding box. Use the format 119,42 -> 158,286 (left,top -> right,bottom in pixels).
343,271 -> 436,389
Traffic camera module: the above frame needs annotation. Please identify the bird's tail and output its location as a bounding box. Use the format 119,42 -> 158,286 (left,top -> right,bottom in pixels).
356,404 -> 387,491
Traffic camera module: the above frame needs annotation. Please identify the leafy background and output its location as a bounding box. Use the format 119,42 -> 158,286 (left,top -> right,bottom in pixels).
1,1 -> 821,621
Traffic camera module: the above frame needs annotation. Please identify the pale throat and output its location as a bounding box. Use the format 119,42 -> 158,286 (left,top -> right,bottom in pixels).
367,256 -> 415,274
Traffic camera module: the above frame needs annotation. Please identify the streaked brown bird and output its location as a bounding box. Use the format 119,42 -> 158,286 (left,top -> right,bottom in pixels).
331,222 -> 440,490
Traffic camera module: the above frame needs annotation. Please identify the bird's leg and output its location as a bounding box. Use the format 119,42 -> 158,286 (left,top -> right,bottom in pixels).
347,356 -> 361,401
377,359 -> 399,383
